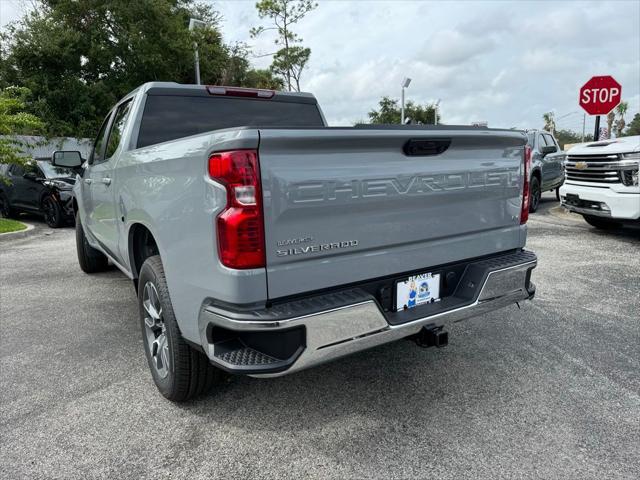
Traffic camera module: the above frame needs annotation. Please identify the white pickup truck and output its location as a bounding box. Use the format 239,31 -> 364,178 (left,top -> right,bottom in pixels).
560,135 -> 640,228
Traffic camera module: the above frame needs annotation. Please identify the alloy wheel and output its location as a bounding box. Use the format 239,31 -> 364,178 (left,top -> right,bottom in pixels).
142,281 -> 170,379
43,197 -> 57,226
531,184 -> 541,211
0,196 -> 9,217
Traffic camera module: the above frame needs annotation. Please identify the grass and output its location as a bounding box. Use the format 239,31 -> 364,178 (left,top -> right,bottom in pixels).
0,218 -> 28,234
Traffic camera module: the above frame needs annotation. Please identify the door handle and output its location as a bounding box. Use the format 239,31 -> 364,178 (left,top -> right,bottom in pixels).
101,177 -> 112,186
84,178 -> 93,185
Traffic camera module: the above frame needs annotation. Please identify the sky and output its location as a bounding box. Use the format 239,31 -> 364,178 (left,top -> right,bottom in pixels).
1,0 -> 639,132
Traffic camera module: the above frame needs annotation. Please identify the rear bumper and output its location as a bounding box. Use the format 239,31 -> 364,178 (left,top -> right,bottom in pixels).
198,250 -> 537,377
560,183 -> 640,220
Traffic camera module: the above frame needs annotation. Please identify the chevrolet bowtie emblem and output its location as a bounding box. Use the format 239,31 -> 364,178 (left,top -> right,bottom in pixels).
574,162 -> 588,170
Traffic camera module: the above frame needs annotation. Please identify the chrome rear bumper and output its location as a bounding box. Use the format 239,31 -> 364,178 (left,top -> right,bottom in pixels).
199,251 -> 537,377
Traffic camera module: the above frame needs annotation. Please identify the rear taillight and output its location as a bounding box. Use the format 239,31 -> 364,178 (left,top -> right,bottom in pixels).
520,145 -> 532,224
208,150 -> 265,269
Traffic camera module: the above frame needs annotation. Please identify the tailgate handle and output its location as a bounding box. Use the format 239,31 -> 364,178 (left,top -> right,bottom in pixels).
403,138 -> 451,156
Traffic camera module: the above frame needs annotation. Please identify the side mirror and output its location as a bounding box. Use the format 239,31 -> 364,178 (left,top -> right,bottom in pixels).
52,150 -> 83,168
540,145 -> 557,155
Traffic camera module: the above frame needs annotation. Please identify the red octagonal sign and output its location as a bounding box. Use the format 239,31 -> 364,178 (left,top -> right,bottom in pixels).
579,76 -> 622,115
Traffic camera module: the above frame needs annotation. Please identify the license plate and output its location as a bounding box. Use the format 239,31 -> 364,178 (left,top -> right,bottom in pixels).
565,193 -> 580,206
396,272 -> 441,311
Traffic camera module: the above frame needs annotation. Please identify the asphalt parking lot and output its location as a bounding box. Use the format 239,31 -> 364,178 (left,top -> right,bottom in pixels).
1,193 -> 639,480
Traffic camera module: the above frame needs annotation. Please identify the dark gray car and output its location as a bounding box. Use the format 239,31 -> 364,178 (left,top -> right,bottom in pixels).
526,130 -> 565,212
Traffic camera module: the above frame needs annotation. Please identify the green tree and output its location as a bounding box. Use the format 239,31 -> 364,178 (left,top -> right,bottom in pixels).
251,0 -> 318,91
0,87 -> 44,181
367,96 -> 440,125
614,101 -> 629,137
624,112 -> 640,136
221,43 -> 283,89
1,0 -> 272,138
553,129 -> 591,149
606,111 -> 615,139
542,112 -> 556,134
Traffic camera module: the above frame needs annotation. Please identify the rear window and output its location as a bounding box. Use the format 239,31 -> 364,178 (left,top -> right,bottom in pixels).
137,95 -> 325,148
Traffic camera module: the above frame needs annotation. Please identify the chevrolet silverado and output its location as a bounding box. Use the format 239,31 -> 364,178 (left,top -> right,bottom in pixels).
53,82 -> 537,401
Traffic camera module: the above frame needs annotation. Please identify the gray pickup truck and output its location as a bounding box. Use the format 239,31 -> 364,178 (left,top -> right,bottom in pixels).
525,129 -> 565,211
53,82 -> 537,402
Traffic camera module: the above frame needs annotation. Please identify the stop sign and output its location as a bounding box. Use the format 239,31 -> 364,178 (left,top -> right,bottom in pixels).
579,76 -> 622,115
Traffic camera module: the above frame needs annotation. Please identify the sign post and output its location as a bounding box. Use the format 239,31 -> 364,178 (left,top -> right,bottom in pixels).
579,76 -> 622,140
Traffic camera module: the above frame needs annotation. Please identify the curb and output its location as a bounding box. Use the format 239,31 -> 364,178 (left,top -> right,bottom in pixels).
0,222 -> 38,243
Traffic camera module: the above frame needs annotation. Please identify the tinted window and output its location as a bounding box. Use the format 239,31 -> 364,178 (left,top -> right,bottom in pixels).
92,113 -> 112,164
137,95 -> 325,148
538,134 -> 548,147
37,160 -> 74,179
11,164 -> 25,176
106,100 -> 132,159
543,134 -> 556,148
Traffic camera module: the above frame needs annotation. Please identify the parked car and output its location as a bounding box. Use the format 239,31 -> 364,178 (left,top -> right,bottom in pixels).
525,129 -> 565,211
0,158 -> 77,227
560,135 -> 639,229
54,82 -> 538,402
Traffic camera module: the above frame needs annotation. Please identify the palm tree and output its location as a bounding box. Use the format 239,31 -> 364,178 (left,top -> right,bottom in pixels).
542,112 -> 556,134
615,101 -> 629,137
606,111 -> 616,139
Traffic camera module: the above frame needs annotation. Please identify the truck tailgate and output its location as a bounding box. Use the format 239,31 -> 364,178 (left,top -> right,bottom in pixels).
258,128 -> 526,299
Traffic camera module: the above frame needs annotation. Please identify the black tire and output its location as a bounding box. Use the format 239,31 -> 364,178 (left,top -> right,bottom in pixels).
529,176 -> 541,213
0,192 -> 14,218
583,215 -> 622,230
555,187 -> 561,202
75,212 -> 109,273
42,195 -> 63,228
138,255 -> 224,402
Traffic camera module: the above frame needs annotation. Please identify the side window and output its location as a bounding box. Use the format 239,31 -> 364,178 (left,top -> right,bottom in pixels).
538,134 -> 548,149
11,164 -> 25,176
91,113 -> 113,165
543,134 -> 557,148
105,100 -> 132,160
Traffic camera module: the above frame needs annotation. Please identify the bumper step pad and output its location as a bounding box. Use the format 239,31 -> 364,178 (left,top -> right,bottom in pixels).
215,346 -> 280,367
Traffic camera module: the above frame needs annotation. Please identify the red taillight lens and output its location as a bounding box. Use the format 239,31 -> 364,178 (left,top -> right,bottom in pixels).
520,145 -> 532,224
209,150 -> 265,269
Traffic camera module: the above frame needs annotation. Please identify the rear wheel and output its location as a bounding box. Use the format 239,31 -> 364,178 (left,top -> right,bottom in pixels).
529,176 -> 541,213
42,196 -> 63,228
583,215 -> 622,230
0,193 -> 14,218
75,212 -> 109,272
139,255 -> 224,402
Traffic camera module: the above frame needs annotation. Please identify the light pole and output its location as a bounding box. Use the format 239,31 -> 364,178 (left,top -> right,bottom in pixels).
401,77 -> 411,124
434,98 -> 441,125
189,18 -> 207,85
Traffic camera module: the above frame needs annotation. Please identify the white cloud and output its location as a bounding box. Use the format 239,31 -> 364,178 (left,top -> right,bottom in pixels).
4,0 -> 639,132
420,29 -> 495,66
217,0 -> 639,130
